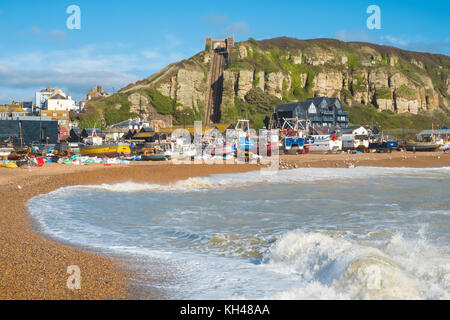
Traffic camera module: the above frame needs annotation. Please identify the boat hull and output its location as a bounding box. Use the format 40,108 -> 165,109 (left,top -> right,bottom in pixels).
0,148 -> 13,157
406,142 -> 440,152
79,144 -> 131,157
141,154 -> 169,161
306,136 -> 342,154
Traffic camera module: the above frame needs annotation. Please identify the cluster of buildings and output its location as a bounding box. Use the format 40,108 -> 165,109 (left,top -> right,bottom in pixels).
2,87 -> 447,152
0,86 -> 109,146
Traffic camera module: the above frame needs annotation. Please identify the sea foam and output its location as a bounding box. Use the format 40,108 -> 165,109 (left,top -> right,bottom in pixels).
63,166 -> 450,193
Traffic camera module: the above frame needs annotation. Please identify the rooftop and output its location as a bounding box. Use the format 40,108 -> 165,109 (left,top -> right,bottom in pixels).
418,129 -> 450,135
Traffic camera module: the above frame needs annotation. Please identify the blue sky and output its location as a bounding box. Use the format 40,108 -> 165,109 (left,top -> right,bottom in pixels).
0,0 -> 448,104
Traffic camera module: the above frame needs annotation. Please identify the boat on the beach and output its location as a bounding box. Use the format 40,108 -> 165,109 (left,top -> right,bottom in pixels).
406,141 -> 441,152
368,140 -> 398,153
279,118 -> 310,154
79,143 -> 131,157
0,147 -> 14,158
7,147 -> 30,160
141,154 -> 169,161
305,134 -> 342,154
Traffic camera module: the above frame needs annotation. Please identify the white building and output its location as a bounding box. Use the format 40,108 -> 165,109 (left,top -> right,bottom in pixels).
341,126 -> 370,150
35,88 -> 77,112
42,92 -> 77,111
36,88 -> 60,112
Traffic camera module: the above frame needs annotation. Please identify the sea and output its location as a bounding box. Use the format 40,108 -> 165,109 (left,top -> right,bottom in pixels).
28,166 -> 450,300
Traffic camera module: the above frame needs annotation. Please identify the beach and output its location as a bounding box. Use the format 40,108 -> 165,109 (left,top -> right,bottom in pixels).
1,151 -> 449,300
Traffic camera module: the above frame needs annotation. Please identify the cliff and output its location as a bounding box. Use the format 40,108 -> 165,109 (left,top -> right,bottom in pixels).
85,37 -> 450,130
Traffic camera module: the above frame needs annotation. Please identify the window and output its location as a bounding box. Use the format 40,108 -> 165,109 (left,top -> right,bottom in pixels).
308,103 -> 317,114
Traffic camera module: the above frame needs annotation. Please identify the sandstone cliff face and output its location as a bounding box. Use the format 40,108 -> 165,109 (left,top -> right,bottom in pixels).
120,38 -> 449,119
237,70 -> 254,99
156,67 -> 207,112
266,72 -> 286,99
128,92 -> 173,128
313,72 -> 343,97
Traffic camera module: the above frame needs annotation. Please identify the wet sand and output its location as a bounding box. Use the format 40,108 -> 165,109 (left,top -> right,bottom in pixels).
0,151 -> 449,300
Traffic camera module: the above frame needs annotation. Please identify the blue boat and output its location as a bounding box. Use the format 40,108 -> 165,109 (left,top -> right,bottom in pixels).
283,137 -> 305,154
369,140 -> 398,152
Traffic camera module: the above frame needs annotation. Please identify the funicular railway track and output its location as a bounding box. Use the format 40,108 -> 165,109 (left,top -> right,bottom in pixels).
205,50 -> 225,126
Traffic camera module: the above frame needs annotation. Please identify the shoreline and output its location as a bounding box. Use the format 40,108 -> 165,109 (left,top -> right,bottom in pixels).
0,163 -> 259,299
1,151 -> 449,299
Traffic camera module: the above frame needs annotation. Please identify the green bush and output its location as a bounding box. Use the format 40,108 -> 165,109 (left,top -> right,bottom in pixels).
248,38 -> 259,47
145,88 -> 175,114
375,88 -> 393,100
396,85 -> 416,100
77,93 -> 137,129
245,88 -> 280,111
347,54 -> 362,70
341,88 -> 353,100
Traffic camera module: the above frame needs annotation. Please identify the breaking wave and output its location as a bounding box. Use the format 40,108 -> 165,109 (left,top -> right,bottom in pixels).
264,230 -> 449,300
28,166 -> 450,300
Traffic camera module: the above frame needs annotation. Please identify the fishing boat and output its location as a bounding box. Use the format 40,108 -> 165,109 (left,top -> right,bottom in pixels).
79,143 -> 131,157
141,154 -> 169,161
79,126 -> 131,157
163,140 -> 196,159
7,147 -> 30,160
279,118 -> 311,154
306,134 -> 342,154
439,143 -> 450,151
0,147 -> 14,159
406,141 -> 441,152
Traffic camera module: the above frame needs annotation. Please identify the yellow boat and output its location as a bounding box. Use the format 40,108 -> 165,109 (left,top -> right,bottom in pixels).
79,143 -> 131,157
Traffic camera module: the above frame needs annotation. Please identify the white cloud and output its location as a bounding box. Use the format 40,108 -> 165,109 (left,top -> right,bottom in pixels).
29,26 -> 67,42
201,12 -> 228,26
334,30 -> 450,54
163,32 -> 182,48
334,29 -> 374,42
142,50 -> 161,59
48,30 -> 67,42
0,39 -> 192,102
221,22 -> 251,38
0,46 -> 139,72
31,26 -> 41,34
380,35 -> 409,47
0,90 -> 11,102
0,66 -> 139,100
